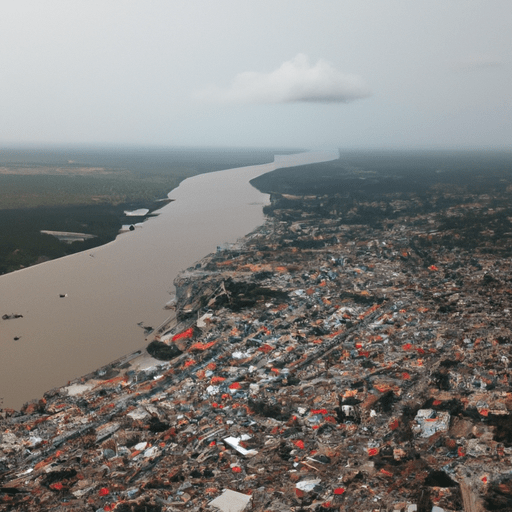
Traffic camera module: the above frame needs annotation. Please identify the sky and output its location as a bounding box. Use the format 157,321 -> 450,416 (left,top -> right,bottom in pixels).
1,1 -> 511,150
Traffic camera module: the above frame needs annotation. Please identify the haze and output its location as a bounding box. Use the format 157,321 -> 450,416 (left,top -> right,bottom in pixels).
1,1 -> 511,149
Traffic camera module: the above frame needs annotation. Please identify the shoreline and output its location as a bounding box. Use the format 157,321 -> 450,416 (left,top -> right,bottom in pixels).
0,197 -> 173,281
0,150 -> 339,411
27,223 -> 274,416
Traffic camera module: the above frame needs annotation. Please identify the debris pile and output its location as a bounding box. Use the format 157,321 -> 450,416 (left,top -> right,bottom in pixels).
2,183 -> 512,511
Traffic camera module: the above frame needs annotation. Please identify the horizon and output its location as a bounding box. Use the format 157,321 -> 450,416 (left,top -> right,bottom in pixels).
1,143 -> 511,153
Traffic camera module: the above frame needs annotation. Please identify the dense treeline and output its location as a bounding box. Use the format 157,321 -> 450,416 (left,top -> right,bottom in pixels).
251,149 -> 512,197
0,203 -> 137,274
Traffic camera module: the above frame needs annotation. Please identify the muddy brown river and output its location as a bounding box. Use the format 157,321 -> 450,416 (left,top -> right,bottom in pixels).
0,150 -> 337,409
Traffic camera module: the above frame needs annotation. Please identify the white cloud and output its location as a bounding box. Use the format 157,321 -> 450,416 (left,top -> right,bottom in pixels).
196,54 -> 371,104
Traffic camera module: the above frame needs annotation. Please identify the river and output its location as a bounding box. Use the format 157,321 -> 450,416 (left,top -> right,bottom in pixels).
0,150 -> 338,409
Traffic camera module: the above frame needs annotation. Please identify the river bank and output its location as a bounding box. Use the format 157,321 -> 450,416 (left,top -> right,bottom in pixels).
0,150 -> 338,410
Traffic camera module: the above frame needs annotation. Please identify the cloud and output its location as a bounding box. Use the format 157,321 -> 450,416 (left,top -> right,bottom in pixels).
196,54 -> 371,104
452,53 -> 503,72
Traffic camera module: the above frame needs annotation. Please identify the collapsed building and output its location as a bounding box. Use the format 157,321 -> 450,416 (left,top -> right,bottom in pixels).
1,161 -> 512,512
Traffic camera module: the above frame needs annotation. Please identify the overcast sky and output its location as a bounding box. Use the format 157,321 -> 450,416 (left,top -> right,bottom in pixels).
1,1 -> 511,150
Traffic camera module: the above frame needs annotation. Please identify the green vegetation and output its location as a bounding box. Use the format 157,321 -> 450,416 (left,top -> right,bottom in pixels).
0,146 -> 278,274
251,149 -> 512,198
0,204 -> 138,274
0,172 -> 183,209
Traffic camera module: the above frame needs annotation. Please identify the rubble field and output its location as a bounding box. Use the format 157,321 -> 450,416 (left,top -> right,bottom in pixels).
2,156 -> 512,511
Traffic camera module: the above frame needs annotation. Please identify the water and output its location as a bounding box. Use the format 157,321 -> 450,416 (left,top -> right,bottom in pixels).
0,150 -> 338,409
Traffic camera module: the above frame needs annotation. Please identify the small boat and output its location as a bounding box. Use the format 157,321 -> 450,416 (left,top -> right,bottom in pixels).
2,313 -> 23,320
